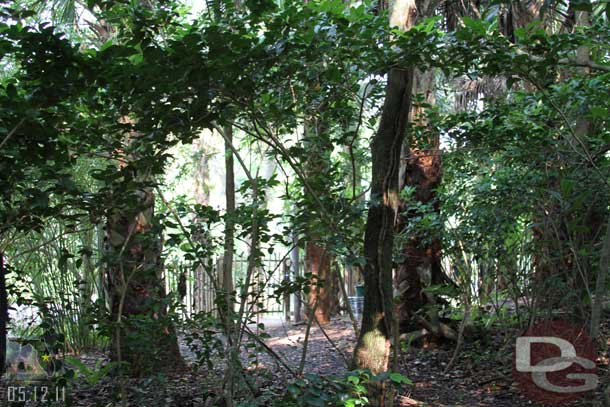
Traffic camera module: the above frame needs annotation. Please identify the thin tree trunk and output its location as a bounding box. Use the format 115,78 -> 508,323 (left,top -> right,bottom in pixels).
590,217 -> 610,338
192,131 -> 214,315
223,125 -> 235,312
343,141 -> 364,296
250,155 -> 276,318
193,133 -> 212,205
223,126 -> 236,407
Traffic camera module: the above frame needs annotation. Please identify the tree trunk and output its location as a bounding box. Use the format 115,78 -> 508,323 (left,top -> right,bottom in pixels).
352,4 -> 431,405
223,125 -> 235,314
395,67 -> 444,332
105,120 -> 183,376
304,120 -> 335,324
105,186 -> 183,376
193,132 -> 212,206
243,154 -> 276,318
192,131 -> 214,315
343,139 -> 365,295
353,65 -> 413,385
305,243 -> 332,324
222,126 -> 237,407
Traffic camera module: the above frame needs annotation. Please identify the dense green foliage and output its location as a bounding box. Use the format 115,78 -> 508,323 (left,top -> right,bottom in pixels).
0,0 -> 608,405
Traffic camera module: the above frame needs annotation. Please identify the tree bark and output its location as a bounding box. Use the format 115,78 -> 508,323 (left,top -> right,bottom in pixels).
106,186 -> 182,376
105,186 -> 183,376
305,243 -> 333,324
353,66 -> 413,381
222,126 -> 236,407
304,120 -> 335,324
105,121 -> 183,376
193,132 -> 212,206
395,67 -> 444,332
223,125 -> 235,313
352,4 -> 430,405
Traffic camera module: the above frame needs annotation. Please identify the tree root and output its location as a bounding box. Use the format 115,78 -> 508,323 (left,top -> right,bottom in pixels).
397,316 -> 458,347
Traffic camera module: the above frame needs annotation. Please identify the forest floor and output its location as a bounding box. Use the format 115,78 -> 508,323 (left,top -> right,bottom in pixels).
10,314 -> 608,406
236,315 -> 609,406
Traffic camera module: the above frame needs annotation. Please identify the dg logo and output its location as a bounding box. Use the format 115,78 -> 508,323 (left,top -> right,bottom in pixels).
513,319 -> 598,405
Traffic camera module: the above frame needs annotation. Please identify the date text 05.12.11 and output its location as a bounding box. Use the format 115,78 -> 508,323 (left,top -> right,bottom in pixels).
5,386 -> 66,402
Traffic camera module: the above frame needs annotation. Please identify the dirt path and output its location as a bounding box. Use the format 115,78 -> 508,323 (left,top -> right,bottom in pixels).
63,316 -> 608,406
251,318 -> 356,376
245,317 -> 605,406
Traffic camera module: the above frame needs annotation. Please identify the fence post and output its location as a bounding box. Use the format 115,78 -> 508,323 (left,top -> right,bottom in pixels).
345,263 -> 355,296
290,231 -> 301,323
283,260 -> 291,322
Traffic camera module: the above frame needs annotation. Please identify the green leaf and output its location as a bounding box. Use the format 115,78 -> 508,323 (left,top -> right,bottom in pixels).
287,383 -> 300,395
389,372 -> 412,385
589,106 -> 609,119
65,356 -> 91,380
462,16 -> 486,36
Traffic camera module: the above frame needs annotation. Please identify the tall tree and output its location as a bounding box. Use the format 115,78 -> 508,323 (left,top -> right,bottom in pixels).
88,1 -> 185,375
352,0 -> 417,400
393,0 -> 462,341
353,65 -> 413,404
394,44 -> 442,336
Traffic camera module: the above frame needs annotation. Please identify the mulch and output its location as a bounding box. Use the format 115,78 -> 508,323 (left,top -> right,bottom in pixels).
8,314 -> 608,406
